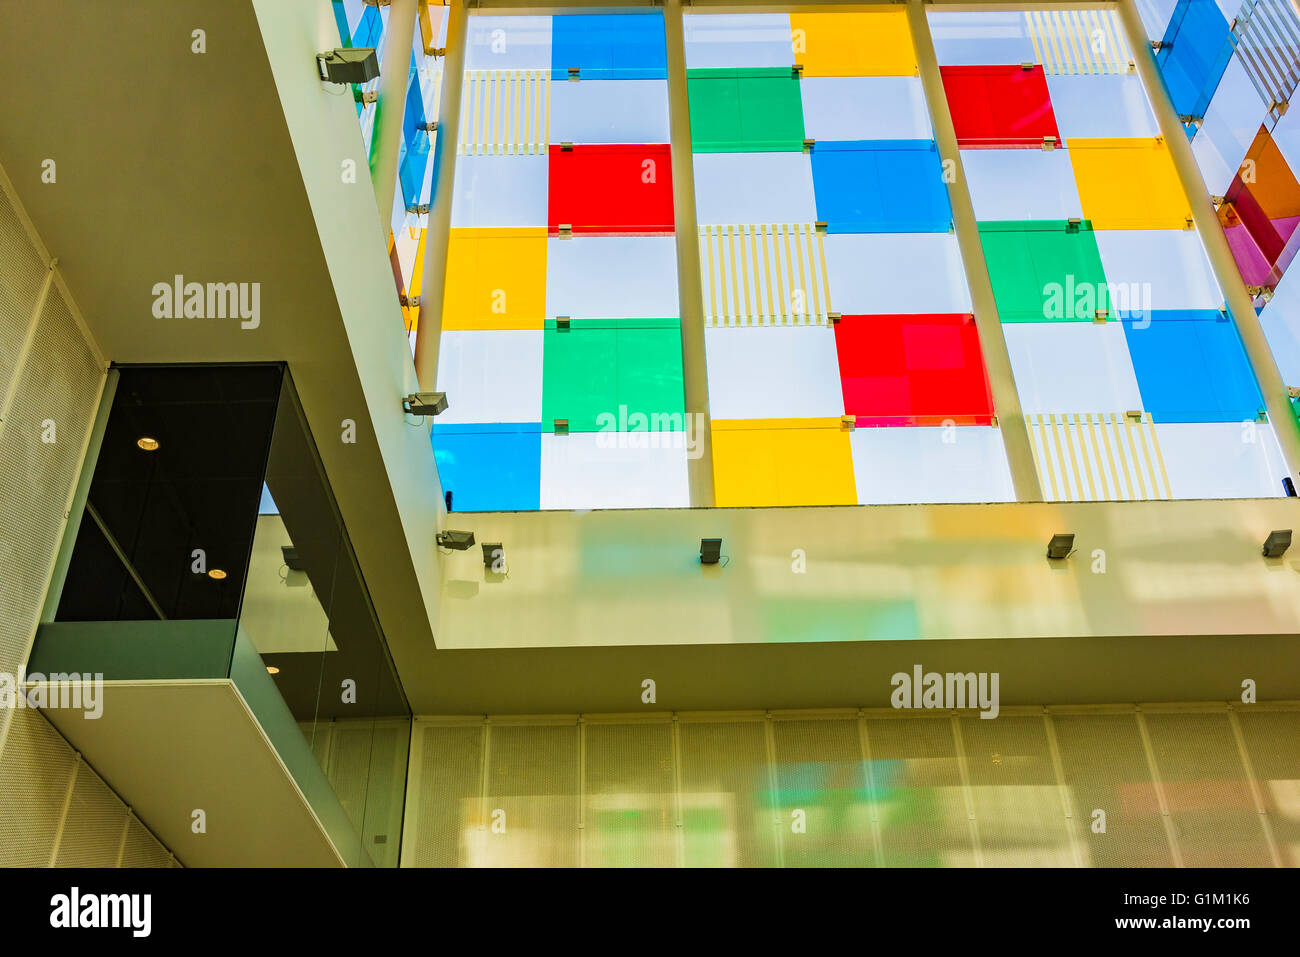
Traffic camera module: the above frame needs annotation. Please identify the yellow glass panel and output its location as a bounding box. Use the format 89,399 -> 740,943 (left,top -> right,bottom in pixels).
442,228 -> 547,330
1066,137 -> 1192,230
789,11 -> 917,78
712,418 -> 857,506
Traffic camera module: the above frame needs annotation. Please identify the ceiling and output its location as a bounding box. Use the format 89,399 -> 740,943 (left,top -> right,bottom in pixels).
3,0 -> 1298,729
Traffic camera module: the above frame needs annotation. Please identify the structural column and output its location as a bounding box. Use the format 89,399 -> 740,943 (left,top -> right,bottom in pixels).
905,0 -> 1043,502
664,0 -> 715,506
370,0 -> 420,238
414,0 -> 469,391
1118,0 -> 1300,482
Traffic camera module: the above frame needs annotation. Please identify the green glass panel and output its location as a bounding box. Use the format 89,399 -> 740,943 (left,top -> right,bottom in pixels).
542,318 -> 686,433
978,220 -> 1110,322
687,68 -> 805,152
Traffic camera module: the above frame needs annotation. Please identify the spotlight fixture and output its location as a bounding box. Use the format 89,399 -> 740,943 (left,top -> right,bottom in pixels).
436,529 -> 476,550
208,568 -> 228,580
700,538 -> 722,565
482,543 -> 504,568
316,47 -> 379,84
136,436 -> 160,451
1263,529 -> 1292,558
281,546 -> 304,571
403,392 -> 448,417
1046,533 -> 1074,560
266,666 -> 280,675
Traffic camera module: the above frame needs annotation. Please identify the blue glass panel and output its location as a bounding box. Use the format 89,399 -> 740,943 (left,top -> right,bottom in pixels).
550,13 -> 668,80
811,140 -> 952,233
1122,310 -> 1265,422
354,5 -> 382,48
1156,0 -> 1236,120
432,423 -> 542,511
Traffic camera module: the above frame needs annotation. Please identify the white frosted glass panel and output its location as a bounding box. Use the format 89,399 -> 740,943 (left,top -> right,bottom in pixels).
546,237 -> 680,318
465,15 -> 552,70
962,149 -> 1083,220
704,326 -> 844,419
1005,322 -> 1144,414
1156,422 -> 1287,498
927,12 -> 1038,65
1094,230 -> 1222,315
437,330 -> 544,424
540,433 -> 691,509
683,13 -> 795,68
451,154 -> 549,228
1193,57 -> 1270,195
693,153 -> 818,225
1135,0 -> 1179,39
1270,100 -> 1300,179
801,77 -> 931,141
1047,76 -> 1158,141
1260,266 -> 1300,382
550,79 -> 670,144
824,233 -> 972,314
850,426 -> 1015,504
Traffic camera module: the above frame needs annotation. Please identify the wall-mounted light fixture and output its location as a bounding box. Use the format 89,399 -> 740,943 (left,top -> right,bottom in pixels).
403,392 -> 448,416
436,530 -> 475,550
1046,534 -> 1074,560
317,48 -> 379,84
1263,529 -> 1291,558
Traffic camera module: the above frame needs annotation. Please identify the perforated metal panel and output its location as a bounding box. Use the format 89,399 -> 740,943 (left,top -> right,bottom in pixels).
1233,710 -> 1300,866
410,723 -> 483,867
0,708 -> 76,866
118,816 -> 173,868
582,721 -> 675,867
327,723 -> 374,837
406,708 -> 1300,867
353,721 -> 410,868
1052,714 -> 1174,867
677,719 -> 776,867
0,286 -> 102,678
866,716 -> 973,867
1144,712 -> 1274,867
771,718 -> 874,867
316,719 -> 412,867
0,176 -> 46,394
481,722 -> 578,867
959,716 -> 1075,867
55,764 -> 129,867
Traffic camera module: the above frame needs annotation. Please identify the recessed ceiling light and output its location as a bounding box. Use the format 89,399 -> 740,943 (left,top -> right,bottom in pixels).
266,665 -> 280,675
136,436 -> 160,451
208,568 -> 227,580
